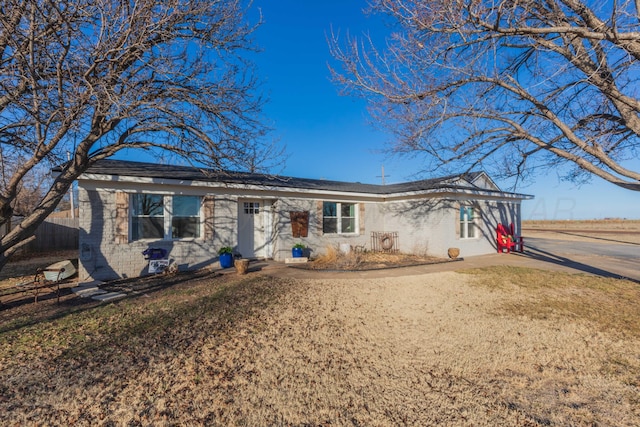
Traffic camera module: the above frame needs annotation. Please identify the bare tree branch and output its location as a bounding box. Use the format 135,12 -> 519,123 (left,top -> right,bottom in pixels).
331,0 -> 640,191
0,0 -> 279,269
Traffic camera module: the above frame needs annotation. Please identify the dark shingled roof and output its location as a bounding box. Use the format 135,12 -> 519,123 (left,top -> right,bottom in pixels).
79,159 -> 505,196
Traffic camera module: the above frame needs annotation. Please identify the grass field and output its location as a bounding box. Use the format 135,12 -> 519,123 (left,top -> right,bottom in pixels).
523,219 -> 640,231
1,267 -> 638,425
523,219 -> 640,244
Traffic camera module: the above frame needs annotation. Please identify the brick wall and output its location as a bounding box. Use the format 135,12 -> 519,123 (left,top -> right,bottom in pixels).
78,188 -> 222,282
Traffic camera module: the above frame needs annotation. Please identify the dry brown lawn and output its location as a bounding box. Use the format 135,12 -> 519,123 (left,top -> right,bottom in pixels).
1,266 -> 639,426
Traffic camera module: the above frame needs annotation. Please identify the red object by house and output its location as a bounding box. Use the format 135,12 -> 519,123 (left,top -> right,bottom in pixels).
496,223 -> 524,253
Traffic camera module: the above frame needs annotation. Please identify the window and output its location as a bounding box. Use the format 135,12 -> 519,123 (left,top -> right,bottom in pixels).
243,202 -> 260,215
132,194 -> 164,240
460,206 -> 476,239
323,202 -> 357,234
172,196 -> 201,239
131,194 -> 201,241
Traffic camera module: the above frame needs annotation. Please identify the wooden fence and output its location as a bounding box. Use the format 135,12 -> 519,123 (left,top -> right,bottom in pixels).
19,218 -> 79,253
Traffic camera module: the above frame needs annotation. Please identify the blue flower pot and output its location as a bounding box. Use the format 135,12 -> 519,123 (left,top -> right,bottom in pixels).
292,247 -> 304,258
219,253 -> 233,268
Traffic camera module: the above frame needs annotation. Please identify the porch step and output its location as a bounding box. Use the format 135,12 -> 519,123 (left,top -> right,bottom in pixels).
285,257 -> 308,264
75,280 -> 104,287
91,292 -> 127,302
72,282 -> 127,302
72,282 -> 107,298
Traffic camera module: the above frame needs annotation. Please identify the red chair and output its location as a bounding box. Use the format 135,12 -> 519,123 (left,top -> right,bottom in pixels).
496,224 -> 515,253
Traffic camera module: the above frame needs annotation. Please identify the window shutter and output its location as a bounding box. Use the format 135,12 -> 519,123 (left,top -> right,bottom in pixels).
114,191 -> 129,244
359,203 -> 365,235
316,201 -> 323,235
203,196 -> 215,241
290,211 -> 309,237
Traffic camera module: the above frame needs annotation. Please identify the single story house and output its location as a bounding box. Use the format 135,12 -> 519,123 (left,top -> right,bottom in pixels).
75,159 -> 532,281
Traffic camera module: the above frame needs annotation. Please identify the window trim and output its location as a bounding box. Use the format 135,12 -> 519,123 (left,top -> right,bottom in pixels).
322,201 -> 359,235
130,193 -> 203,242
459,205 -> 477,239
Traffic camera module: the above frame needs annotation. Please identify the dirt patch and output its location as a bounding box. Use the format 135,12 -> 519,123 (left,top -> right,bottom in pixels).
300,246 -> 457,271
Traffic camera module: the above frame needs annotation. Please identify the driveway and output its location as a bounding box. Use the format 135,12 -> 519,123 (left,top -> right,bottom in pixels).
526,237 -> 638,260
524,236 -> 639,282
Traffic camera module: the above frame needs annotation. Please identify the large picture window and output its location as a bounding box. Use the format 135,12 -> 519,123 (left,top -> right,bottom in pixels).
131,194 -> 201,241
323,202 -> 357,234
460,206 -> 476,239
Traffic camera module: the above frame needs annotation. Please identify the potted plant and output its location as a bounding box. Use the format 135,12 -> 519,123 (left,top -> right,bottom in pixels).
292,243 -> 305,258
218,246 -> 234,268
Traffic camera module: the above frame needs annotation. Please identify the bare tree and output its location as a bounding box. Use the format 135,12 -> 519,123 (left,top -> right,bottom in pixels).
0,151 -> 50,218
331,0 -> 640,191
0,0 -> 276,268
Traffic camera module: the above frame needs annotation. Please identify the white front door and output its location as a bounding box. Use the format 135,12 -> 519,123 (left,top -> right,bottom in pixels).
237,199 -> 268,259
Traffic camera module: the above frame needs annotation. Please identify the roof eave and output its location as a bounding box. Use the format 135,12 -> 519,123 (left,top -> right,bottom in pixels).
79,172 -> 533,200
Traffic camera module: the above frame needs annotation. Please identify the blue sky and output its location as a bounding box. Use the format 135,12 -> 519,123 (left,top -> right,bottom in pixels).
248,1 -> 392,182
246,1 -> 639,220
119,1 -> 638,220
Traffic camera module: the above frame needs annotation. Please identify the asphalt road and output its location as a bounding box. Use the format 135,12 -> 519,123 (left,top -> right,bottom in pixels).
524,237 -> 639,281
526,237 -> 639,260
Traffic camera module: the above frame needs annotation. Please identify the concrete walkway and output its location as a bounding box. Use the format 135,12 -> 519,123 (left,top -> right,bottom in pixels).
72,281 -> 127,302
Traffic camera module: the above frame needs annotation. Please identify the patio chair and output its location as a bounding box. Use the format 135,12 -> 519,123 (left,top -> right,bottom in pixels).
496,223 -> 516,253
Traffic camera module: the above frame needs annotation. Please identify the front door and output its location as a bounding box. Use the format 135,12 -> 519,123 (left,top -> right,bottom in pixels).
237,199 -> 268,259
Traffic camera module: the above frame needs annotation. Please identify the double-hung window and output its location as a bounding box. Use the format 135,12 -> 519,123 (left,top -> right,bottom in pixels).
172,196 -> 201,239
131,194 -> 201,241
459,206 -> 476,239
131,194 -> 164,240
323,202 -> 357,234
